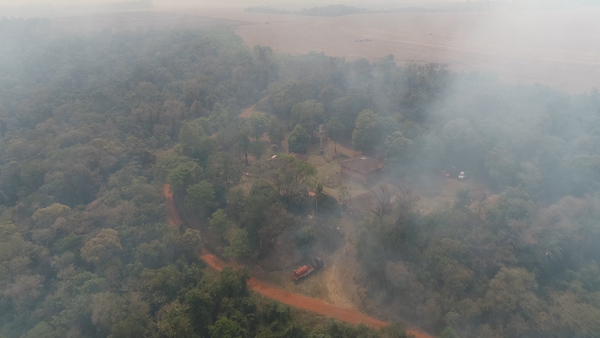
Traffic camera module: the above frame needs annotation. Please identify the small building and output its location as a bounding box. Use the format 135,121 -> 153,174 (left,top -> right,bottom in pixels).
340,156 -> 383,184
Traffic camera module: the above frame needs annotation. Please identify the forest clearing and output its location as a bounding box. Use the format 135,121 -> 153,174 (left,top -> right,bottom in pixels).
163,184 -> 433,338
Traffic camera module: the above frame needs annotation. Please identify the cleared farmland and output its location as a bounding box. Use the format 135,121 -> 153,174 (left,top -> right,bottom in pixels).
49,3 -> 600,92
232,8 -> 600,92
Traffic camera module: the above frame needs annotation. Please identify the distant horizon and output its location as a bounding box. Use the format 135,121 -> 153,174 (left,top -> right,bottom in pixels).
2,0 -> 597,18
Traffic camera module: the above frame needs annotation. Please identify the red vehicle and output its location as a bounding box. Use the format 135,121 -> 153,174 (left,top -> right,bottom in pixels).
293,258 -> 324,280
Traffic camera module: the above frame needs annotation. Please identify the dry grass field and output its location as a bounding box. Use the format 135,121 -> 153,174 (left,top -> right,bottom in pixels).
50,10 -> 244,32
233,8 -> 600,92
49,3 -> 600,92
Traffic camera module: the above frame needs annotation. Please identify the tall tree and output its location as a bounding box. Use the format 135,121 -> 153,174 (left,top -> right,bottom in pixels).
267,116 -> 285,145
291,99 -> 325,135
384,130 -> 412,166
184,181 -> 217,218
206,152 -> 240,189
248,111 -> 269,140
288,124 -> 309,153
352,109 -> 381,152
325,117 -> 344,154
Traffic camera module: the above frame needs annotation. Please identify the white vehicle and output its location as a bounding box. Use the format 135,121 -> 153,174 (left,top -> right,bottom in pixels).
458,171 -> 466,180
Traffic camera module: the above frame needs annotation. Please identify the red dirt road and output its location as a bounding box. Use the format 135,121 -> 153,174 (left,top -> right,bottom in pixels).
200,248 -> 388,328
163,184 -> 432,338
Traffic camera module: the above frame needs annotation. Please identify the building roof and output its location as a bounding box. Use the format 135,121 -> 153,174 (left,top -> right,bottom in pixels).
340,156 -> 383,175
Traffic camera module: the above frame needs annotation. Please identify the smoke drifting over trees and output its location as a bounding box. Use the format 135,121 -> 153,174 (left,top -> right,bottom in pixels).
0,2 -> 600,337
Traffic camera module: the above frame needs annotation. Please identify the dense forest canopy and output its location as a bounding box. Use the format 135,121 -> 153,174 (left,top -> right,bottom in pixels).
0,17 -> 600,338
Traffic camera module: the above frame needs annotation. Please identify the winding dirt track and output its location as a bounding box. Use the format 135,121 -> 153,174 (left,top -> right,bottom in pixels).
163,184 -> 432,338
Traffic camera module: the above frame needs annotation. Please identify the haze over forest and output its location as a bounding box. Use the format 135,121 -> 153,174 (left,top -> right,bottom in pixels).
1,1 -> 600,338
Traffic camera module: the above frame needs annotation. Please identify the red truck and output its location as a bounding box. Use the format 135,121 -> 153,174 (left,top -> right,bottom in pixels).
293,258 -> 324,280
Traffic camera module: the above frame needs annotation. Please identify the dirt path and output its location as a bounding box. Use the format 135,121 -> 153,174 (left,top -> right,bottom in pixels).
201,248 -> 389,328
163,184 -> 433,338
163,184 -> 183,226
240,95 -> 269,118
319,213 -> 360,310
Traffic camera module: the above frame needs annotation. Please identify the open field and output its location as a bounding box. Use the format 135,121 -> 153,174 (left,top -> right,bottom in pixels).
50,10 -> 244,32
155,3 -> 600,93
46,4 -> 600,92
234,8 -> 600,92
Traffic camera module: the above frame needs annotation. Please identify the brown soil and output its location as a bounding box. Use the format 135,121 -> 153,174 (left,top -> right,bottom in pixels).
163,184 -> 432,338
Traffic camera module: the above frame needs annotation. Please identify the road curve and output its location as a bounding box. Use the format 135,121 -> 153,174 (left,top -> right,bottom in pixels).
163,184 -> 433,338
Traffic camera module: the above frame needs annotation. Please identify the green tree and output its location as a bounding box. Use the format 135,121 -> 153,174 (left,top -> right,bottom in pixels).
207,152 -> 240,189
291,99 -> 325,135
268,116 -> 285,145
23,321 -> 62,338
154,301 -> 194,338
184,181 -> 217,218
248,111 -> 269,140
167,162 -> 204,197
209,316 -> 244,338
484,267 -> 541,323
332,94 -> 371,137
32,203 -> 71,228
80,229 -> 123,265
381,321 -> 409,338
438,326 -> 460,338
384,131 -> 412,165
288,124 -> 309,153
249,140 -> 266,160
179,119 -> 216,163
46,163 -> 102,207
91,292 -> 150,337
496,187 -> 535,223
180,228 -> 202,257
272,154 -> 316,205
352,109 -> 381,152
224,228 -> 252,260
236,123 -> 251,165
209,209 -> 233,238
325,117 -> 344,154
